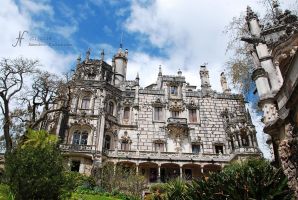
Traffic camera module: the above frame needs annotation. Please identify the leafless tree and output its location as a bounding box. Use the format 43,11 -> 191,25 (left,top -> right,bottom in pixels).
13,71 -> 74,135
0,58 -> 37,151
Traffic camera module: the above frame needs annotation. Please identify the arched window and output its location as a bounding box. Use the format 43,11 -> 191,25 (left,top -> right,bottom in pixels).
81,96 -> 90,109
123,107 -> 130,120
108,101 -> 114,115
104,135 -> 111,149
72,130 -> 89,145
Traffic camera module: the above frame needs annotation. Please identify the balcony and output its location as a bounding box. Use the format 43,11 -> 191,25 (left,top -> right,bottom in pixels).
103,149 -> 234,162
166,117 -> 188,137
59,144 -> 96,154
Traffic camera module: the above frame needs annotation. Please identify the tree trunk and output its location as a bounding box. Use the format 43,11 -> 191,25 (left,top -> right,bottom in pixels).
3,101 -> 12,152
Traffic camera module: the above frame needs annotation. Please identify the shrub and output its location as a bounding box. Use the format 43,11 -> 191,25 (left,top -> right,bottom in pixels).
5,130 -> 65,200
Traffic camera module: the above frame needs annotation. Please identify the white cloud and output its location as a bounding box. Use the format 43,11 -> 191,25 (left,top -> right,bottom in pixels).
0,0 -> 76,74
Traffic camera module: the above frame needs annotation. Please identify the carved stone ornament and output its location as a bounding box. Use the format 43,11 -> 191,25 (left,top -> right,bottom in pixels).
168,100 -> 185,112
151,98 -> 165,108
121,131 -> 132,143
186,99 -> 199,109
252,67 -> 267,81
279,122 -> 298,197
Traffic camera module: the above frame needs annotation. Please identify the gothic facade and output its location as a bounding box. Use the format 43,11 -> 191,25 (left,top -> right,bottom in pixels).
243,2 -> 298,196
55,46 -> 259,183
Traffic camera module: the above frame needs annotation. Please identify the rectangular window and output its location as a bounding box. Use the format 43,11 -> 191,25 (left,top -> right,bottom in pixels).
171,111 -> 179,117
189,109 -> 197,123
170,86 -> 178,95
123,107 -> 130,120
81,97 -> 90,109
154,107 -> 163,121
215,145 -> 224,154
71,160 -> 80,172
155,143 -> 164,152
192,144 -> 200,154
121,141 -> 129,151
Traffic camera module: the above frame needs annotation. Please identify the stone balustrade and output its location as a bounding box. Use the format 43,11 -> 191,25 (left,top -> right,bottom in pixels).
103,149 -> 236,162
60,144 -> 96,153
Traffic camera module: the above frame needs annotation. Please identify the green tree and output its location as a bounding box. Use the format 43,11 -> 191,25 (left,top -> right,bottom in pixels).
5,130 -> 65,200
185,158 -> 293,200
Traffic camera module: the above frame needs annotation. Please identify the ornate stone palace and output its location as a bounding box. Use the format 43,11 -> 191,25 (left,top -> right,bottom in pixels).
54,46 -> 259,183
242,1 -> 298,196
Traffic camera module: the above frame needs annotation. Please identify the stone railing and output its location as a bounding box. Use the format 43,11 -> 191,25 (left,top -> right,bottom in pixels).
60,144 -> 96,153
103,149 -> 235,162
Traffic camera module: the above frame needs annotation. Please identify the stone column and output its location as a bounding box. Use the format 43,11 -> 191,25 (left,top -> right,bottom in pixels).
136,164 -> 139,174
180,165 -> 183,179
157,164 -> 161,182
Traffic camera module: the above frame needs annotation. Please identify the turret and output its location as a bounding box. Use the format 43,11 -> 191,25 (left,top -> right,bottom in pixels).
244,6 -> 283,95
242,6 -> 282,124
114,46 -> 128,86
200,65 -> 212,96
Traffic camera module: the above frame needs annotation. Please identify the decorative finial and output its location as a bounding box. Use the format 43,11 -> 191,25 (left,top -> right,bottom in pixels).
125,49 -> 128,57
77,53 -> 81,65
178,68 -> 182,76
101,49 -> 105,60
136,72 -> 139,80
86,48 -> 91,62
246,6 -> 258,21
120,32 -> 123,49
158,65 -> 162,77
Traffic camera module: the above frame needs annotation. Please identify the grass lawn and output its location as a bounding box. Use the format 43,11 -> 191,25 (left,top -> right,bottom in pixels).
0,184 -> 120,200
72,193 -> 120,200
0,184 -> 12,200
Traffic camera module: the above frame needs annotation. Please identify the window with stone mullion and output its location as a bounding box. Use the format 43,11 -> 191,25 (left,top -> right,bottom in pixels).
189,109 -> 197,122
154,107 -> 163,121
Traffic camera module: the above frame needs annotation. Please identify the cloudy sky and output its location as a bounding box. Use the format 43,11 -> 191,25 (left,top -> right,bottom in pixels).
1,0 -> 296,157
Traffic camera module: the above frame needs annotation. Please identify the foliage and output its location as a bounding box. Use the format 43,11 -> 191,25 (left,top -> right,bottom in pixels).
145,159 -> 292,200
186,158 -> 293,200
99,163 -> 146,199
4,130 -> 66,200
0,184 -> 14,200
